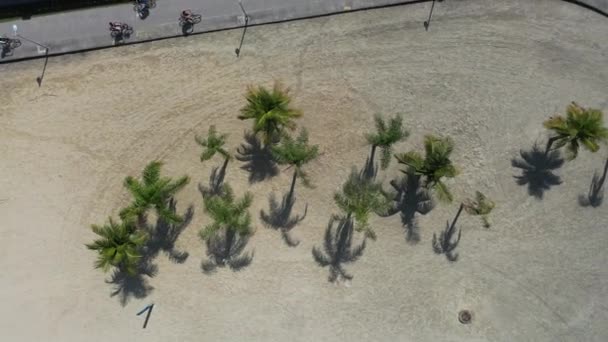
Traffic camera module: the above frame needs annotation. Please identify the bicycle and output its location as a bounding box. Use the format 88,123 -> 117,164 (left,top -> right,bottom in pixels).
109,23 -> 133,39
0,37 -> 21,50
179,12 -> 202,27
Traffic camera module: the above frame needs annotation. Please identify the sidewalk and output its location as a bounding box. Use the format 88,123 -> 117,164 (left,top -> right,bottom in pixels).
0,0 -> 605,63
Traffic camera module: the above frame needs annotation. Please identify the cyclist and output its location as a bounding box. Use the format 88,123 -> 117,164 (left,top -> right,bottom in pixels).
181,9 -> 193,23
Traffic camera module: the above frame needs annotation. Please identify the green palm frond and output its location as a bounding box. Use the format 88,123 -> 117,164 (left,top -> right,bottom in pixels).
238,82 -> 302,145
395,135 -> 458,203
195,126 -> 232,162
272,128 -> 319,188
86,217 -> 147,275
366,114 -> 409,170
333,168 -> 390,240
122,161 -> 190,224
201,183 -> 254,241
543,102 -> 608,160
464,191 -> 496,228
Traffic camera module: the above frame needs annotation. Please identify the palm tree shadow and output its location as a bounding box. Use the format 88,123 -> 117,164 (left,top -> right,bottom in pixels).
432,220 -> 461,262
312,215 -> 366,283
511,143 -> 564,199
106,199 -> 192,306
146,198 -> 193,264
236,131 -> 279,183
579,158 -> 608,208
260,192 -> 308,247
106,261 -> 157,307
198,159 -> 229,198
201,230 -> 254,274
383,170 -> 435,244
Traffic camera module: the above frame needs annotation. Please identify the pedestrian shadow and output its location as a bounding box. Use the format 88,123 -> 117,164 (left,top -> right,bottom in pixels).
383,169 -> 435,243
579,158 -> 608,208
432,219 -> 461,262
106,199 -> 192,306
511,143 -> 564,199
201,229 -> 254,274
236,131 -> 279,183
198,159 -> 229,198
312,215 -> 366,283
260,191 -> 308,247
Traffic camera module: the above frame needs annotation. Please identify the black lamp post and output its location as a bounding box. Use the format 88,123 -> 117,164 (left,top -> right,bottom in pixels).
235,0 -> 249,57
13,24 -> 49,86
423,0 -> 443,31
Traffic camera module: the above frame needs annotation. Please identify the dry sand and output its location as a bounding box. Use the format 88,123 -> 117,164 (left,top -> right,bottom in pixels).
1,0 -> 607,341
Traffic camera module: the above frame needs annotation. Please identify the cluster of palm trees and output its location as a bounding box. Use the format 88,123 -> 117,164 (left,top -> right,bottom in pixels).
87,83 -> 608,286
86,161 -> 190,275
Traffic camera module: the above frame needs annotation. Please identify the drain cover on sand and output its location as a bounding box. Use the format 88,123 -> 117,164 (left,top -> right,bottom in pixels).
458,310 -> 472,324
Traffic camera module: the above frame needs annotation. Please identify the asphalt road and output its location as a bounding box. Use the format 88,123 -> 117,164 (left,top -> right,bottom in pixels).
0,0 -> 415,61
0,0 -> 605,63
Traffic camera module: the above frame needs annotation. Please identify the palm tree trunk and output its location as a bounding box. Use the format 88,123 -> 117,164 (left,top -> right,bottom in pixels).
370,145 -> 377,165
218,157 -> 229,187
364,145 -> 377,179
224,227 -> 235,262
288,169 -> 298,201
600,158 -> 608,185
545,136 -> 558,154
448,203 -> 464,236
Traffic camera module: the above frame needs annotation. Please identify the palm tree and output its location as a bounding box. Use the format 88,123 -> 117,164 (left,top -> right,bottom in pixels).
395,135 -> 458,203
237,82 -> 302,145
366,113 -> 409,170
312,215 -> 366,283
120,161 -> 190,225
544,102 -> 608,160
334,168 -> 391,240
195,125 -> 231,164
463,191 -> 495,228
86,218 -> 147,275
196,126 -> 231,195
200,183 -> 254,272
272,128 -> 319,199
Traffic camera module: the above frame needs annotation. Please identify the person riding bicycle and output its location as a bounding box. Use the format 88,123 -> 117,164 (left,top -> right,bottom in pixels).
109,22 -> 127,34
181,9 -> 194,23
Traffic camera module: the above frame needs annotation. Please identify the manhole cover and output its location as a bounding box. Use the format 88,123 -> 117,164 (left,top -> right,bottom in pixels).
458,310 -> 472,324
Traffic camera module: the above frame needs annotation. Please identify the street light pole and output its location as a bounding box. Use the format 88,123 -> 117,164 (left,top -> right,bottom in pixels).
235,0 -> 249,57
423,0 -> 443,31
12,24 -> 50,86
